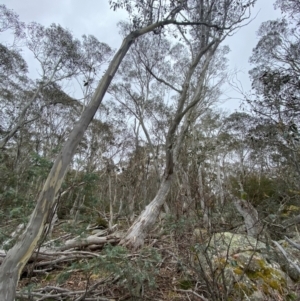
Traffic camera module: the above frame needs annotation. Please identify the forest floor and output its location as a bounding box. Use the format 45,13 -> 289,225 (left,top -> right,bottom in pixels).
16,221 -> 204,301
10,219 -> 300,301
17,264 -> 190,301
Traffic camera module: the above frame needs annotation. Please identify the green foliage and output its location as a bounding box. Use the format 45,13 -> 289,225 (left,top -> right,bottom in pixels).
9,206 -> 24,218
1,187 -> 17,202
229,173 -> 283,208
58,170 -> 102,221
52,245 -> 161,297
244,174 -> 277,204
178,279 -> 193,290
96,217 -> 108,228
164,214 -> 195,235
82,172 -> 100,184
99,245 -> 161,294
287,292 -> 298,301
27,152 -> 53,180
65,245 -> 161,296
19,283 -> 37,297
56,271 -> 71,284
61,221 -> 89,238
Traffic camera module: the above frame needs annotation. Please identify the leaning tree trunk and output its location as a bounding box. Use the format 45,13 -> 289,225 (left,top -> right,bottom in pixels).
0,21 -> 168,301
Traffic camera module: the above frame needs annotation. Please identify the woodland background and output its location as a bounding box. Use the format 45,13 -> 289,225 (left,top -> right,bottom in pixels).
0,0 -> 300,300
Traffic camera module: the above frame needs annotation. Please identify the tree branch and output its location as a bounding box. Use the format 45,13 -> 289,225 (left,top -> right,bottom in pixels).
143,63 -> 182,93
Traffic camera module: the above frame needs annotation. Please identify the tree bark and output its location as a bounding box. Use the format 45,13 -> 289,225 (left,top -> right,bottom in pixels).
120,176 -> 172,249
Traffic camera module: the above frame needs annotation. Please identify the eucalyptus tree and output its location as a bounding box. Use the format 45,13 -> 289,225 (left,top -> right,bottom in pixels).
0,4 -> 24,41
174,108 -> 227,227
108,32 -> 171,219
121,0 -> 256,248
247,0 -> 300,181
0,22 -> 82,149
172,45 -> 230,218
249,19 -> 300,128
221,112 -> 275,195
0,5 -> 28,146
0,44 -> 30,141
110,31 -> 175,179
0,1 -> 256,299
275,0 -> 300,22
220,110 -> 300,237
113,17 -> 229,229
251,0 -> 300,238
27,83 -> 80,158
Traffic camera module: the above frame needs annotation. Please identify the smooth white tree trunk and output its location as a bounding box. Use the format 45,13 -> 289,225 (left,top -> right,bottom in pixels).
120,176 -> 172,249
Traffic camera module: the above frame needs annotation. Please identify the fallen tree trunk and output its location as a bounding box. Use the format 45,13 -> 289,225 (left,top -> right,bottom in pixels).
57,235 -> 119,251
0,233 -> 119,265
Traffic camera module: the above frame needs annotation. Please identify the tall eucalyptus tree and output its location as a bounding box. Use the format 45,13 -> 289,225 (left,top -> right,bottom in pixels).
248,0 -> 300,181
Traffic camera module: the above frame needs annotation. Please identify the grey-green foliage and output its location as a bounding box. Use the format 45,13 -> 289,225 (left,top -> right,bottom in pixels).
56,271 -> 71,285
100,245 -> 161,295
64,245 -> 161,296
164,214 -> 196,235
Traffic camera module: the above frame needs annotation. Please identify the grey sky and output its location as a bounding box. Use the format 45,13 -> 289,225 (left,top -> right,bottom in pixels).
223,0 -> 282,110
1,0 -> 282,111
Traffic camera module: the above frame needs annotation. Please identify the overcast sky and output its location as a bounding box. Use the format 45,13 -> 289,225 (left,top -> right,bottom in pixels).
1,0 -> 282,111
